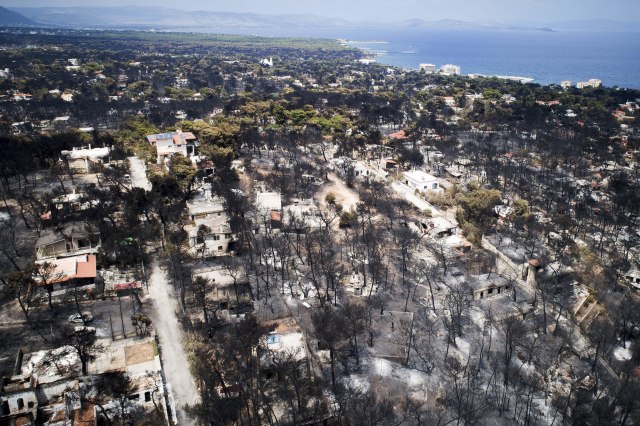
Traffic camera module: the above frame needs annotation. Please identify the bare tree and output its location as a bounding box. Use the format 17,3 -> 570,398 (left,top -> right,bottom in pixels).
33,261 -> 61,310
311,307 -> 347,391
63,325 -> 99,376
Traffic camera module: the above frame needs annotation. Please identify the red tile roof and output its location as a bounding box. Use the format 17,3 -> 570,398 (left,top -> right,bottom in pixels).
36,254 -> 97,284
389,130 -> 408,140
75,255 -> 97,279
113,281 -> 143,291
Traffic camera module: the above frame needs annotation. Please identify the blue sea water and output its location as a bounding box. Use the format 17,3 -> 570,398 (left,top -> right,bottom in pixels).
185,27 -> 640,89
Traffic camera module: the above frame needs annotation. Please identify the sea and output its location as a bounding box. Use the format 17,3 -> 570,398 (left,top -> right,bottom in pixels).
181,27 -> 640,90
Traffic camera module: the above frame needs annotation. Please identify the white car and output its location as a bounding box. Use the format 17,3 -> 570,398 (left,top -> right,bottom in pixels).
68,311 -> 94,323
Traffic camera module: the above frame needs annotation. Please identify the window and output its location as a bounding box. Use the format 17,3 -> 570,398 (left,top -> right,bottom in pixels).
213,235 -> 220,241
144,392 -> 151,402
218,246 -> 223,251
127,394 -> 140,401
17,398 -> 24,410
1,400 -> 9,415
28,401 -> 34,409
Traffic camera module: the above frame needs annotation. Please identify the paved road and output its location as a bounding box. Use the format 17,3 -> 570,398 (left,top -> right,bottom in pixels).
128,157 -> 199,425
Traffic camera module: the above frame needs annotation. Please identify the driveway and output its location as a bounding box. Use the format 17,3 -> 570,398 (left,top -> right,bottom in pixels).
390,181 -> 457,222
128,156 -> 152,191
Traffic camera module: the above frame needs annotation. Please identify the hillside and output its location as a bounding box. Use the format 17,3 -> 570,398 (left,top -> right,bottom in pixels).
0,6 -> 38,26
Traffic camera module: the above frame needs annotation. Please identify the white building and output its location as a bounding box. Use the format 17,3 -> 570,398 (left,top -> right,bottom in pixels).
625,268 -> 640,290
146,130 -> 197,164
185,197 -> 233,257
577,79 -> 602,89
560,80 -> 572,89
442,96 -> 456,107
440,64 -> 461,76
60,146 -> 111,173
403,170 -> 441,192
419,63 -> 436,73
185,218 -> 233,257
256,192 -> 282,213
0,378 -> 39,423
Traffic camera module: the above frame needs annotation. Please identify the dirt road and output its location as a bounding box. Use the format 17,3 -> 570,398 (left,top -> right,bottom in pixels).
147,262 -> 199,425
128,157 -> 199,425
320,173 -> 360,211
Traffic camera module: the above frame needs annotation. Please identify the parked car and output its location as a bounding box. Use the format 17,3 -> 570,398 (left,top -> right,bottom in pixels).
68,311 -> 94,323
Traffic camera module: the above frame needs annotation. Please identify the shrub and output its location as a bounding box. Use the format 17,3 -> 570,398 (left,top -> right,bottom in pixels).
325,192 -> 336,205
339,210 -> 357,228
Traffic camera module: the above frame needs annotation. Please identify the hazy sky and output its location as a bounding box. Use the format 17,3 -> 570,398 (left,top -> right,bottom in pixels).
6,0 -> 640,23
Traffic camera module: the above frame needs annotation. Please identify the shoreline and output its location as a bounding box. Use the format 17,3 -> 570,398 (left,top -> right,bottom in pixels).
342,39 -> 615,89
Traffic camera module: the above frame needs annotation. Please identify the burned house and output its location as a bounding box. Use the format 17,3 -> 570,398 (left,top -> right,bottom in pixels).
185,197 -> 234,257
35,221 -> 100,260
191,266 -> 254,322
33,254 -> 97,293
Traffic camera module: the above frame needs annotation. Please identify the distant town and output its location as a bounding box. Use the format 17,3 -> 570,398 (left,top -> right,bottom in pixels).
0,27 -> 639,426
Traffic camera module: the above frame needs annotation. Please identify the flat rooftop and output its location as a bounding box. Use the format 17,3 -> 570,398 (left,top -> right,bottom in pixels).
404,170 -> 438,183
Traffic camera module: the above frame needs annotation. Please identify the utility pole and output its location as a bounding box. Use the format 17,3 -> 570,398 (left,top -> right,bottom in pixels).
405,313 -> 415,366
118,295 -> 126,337
109,310 -> 115,340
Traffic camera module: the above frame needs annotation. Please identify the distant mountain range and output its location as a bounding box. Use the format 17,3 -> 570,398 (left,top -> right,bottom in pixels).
0,6 -> 38,26
547,19 -> 640,32
6,6 -> 556,31
2,6 -> 639,32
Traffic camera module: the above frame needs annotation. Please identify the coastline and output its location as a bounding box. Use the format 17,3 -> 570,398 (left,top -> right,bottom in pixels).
333,31 -> 640,89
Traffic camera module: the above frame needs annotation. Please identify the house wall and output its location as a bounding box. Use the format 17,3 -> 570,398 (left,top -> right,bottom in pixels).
191,211 -> 225,221
473,284 -> 510,300
406,177 -> 439,191
39,380 -> 79,403
156,141 -> 189,164
204,233 -> 231,254
625,274 -> 640,285
37,237 -> 96,259
0,390 -> 38,419
190,233 -> 232,256
68,158 -> 89,172
37,240 -> 69,259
